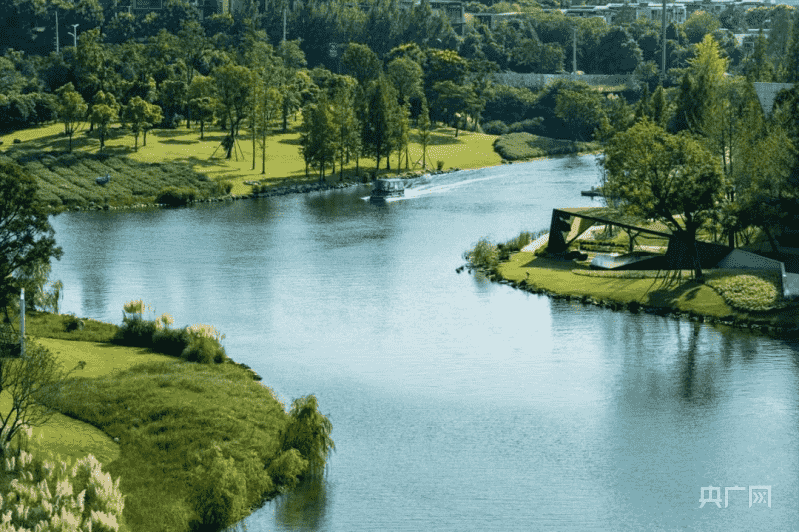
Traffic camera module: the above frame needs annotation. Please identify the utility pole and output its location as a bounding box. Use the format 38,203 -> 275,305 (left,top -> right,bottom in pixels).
20,289 -> 24,359
661,0 -> 667,82
69,24 -> 79,48
573,26 -> 577,73
283,5 -> 286,42
55,10 -> 59,53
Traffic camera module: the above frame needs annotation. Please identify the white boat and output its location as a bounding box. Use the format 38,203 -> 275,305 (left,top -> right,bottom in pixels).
370,178 -> 405,201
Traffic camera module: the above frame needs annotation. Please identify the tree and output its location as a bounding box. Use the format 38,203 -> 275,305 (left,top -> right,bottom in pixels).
214,63 -> 254,159
0,162 -> 62,323
177,19 -> 209,127
341,43 -> 383,89
670,35 -> 728,136
362,76 -> 400,172
300,98 -> 336,180
55,82 -> 87,152
0,340 -> 85,456
187,74 -> 217,140
253,84 -> 283,175
122,96 -> 163,150
88,90 -> 120,151
602,120 -> 725,279
281,395 -> 334,479
418,97 -> 432,170
682,10 -> 721,45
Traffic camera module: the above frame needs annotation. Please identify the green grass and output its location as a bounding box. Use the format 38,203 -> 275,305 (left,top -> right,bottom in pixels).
497,251 -> 736,317
1,122 -> 504,200
40,359 -> 290,532
23,310 -> 119,342
493,132 -> 599,161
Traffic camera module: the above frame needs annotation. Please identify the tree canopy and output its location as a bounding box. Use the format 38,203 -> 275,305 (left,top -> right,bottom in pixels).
0,163 -> 62,322
602,120 -> 724,278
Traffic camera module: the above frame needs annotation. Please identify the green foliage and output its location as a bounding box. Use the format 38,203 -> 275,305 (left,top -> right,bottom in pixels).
705,271 -> 785,312
181,336 -> 227,364
22,311 -> 118,343
281,395 -> 334,479
463,237 -> 499,270
55,83 -> 88,152
155,186 -> 199,207
151,327 -> 191,359
0,162 -> 62,317
267,449 -> 308,488
493,132 -> 594,160
39,360 -> 294,532
682,10 -> 722,44
113,316 -> 158,348
189,444 -> 247,530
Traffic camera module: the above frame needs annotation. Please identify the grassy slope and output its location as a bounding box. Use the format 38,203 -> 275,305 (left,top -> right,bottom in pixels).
1,122 -> 504,198
3,311 -> 290,532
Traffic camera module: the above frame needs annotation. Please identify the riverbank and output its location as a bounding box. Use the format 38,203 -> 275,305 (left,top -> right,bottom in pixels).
8,310 -> 325,532
1,122 -> 600,212
485,250 -> 799,336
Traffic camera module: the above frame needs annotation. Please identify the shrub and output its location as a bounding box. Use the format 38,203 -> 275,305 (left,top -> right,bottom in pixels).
281,395 -> 334,478
436,160 -> 444,171
482,120 -> 509,136
189,445 -> 247,530
214,180 -> 233,196
112,317 -> 158,348
155,186 -> 198,206
463,237 -> 499,270
151,327 -> 191,358
181,336 -> 226,364
266,449 -> 308,489
64,314 -> 85,332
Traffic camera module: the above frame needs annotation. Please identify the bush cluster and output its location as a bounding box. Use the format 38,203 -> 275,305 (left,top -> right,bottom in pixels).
463,238 -> 499,271
155,186 -> 198,207
112,301 -> 227,364
705,271 -> 785,312
0,428 -> 125,532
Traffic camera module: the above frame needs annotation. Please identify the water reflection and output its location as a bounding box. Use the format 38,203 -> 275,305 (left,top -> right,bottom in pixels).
273,477 -> 328,531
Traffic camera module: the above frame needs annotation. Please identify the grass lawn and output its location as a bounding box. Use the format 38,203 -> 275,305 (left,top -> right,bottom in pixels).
499,251 -> 736,317
1,121 -> 504,199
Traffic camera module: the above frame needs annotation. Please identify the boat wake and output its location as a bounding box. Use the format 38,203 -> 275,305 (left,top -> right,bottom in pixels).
362,168 -> 509,203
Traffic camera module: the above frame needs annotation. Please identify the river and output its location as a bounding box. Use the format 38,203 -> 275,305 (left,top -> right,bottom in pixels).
49,155 -> 799,531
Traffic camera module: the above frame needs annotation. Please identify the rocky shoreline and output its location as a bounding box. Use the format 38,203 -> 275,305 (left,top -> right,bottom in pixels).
470,265 -> 799,338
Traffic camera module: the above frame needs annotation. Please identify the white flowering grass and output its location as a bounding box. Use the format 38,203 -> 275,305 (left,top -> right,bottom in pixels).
0,429 -> 125,532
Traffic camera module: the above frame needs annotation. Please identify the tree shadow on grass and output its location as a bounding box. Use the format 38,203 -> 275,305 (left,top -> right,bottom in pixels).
158,139 -> 198,145
278,136 -> 303,146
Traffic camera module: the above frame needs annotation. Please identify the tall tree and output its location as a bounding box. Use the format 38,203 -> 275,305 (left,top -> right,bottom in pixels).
300,97 -> 336,181
213,63 -> 254,159
89,90 -> 119,151
418,97 -> 432,170
55,82 -> 87,152
602,120 -> 725,279
0,162 -> 63,322
187,74 -> 217,140
362,76 -> 399,172
122,96 -> 163,150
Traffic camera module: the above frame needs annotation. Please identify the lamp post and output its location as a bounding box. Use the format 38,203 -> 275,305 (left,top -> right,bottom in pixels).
68,24 -> 79,48
55,10 -> 59,53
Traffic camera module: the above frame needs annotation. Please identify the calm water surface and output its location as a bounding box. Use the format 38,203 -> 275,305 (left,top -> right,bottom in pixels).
49,155 -> 799,530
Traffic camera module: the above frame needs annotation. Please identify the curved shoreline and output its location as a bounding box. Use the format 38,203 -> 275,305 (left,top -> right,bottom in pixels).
61,149 -> 601,213
479,251 -> 799,338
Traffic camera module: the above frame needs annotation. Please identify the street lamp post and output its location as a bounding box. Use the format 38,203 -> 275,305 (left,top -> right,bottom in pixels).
68,24 -> 79,48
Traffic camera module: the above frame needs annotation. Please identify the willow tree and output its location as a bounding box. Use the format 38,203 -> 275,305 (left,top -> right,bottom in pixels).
602,120 -> 724,279
281,394 -> 334,478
